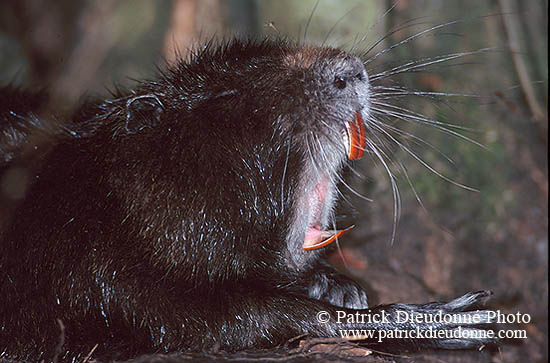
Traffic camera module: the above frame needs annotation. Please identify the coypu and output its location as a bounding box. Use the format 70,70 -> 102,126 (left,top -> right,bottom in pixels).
0,36 -> 496,361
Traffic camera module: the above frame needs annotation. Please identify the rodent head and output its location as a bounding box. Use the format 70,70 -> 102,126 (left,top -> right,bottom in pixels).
104,38 -> 372,278
269,44 -> 372,266
181,39 -> 372,269
162,38 -> 371,168
280,45 -> 371,162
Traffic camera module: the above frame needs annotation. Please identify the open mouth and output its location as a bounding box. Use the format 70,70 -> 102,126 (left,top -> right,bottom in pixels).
302,111 -> 365,251
303,224 -> 355,251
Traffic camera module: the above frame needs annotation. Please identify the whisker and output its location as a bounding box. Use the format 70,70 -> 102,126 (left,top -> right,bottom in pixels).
350,0 -> 402,54
305,131 -> 322,179
371,99 -> 475,131
363,19 -> 461,64
369,120 -> 479,192
369,48 -> 493,80
370,102 -> 488,150
396,157 -> 426,212
365,138 -> 400,245
358,15 -> 437,57
280,140 -> 291,215
371,86 -> 485,102
322,6 -> 357,47
303,0 -> 320,44
369,116 -> 457,166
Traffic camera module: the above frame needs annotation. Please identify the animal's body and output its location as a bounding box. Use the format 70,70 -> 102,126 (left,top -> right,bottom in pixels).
0,38 -> 494,361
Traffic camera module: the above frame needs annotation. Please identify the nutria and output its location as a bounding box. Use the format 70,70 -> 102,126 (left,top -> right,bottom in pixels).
0,38 -> 496,361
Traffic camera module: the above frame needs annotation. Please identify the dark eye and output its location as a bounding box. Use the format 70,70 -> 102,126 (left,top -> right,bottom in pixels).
333,76 -> 346,89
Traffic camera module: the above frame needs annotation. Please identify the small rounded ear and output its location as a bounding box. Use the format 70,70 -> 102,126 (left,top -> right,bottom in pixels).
124,94 -> 163,134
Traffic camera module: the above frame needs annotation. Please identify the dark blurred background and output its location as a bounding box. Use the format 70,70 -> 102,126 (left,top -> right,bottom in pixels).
0,0 -> 547,362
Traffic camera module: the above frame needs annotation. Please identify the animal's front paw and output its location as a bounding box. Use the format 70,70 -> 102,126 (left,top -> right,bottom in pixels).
381,290 -> 497,350
308,271 -> 368,309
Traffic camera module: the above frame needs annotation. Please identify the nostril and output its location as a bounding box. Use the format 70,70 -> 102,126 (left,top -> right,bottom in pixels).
353,101 -> 364,111
355,72 -> 363,81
